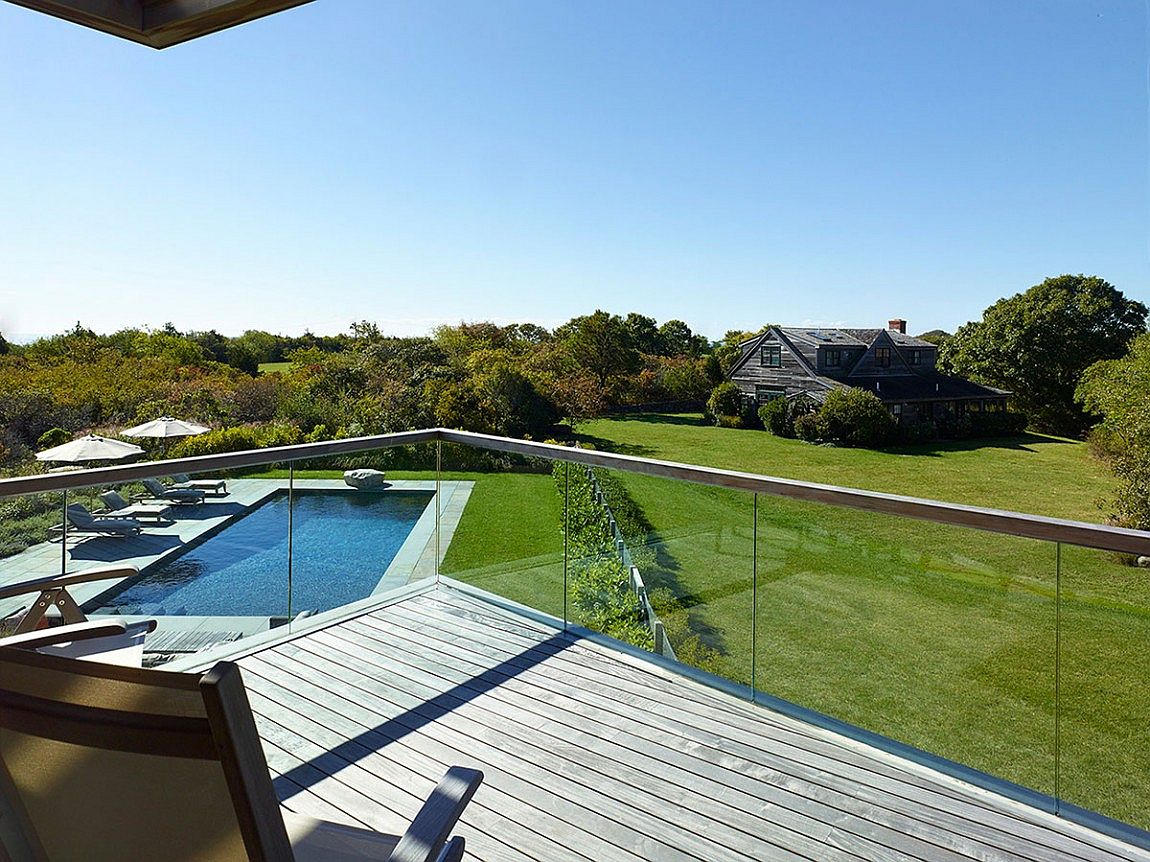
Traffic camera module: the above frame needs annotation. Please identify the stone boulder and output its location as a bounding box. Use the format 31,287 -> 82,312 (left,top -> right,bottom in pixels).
343,468 -> 387,489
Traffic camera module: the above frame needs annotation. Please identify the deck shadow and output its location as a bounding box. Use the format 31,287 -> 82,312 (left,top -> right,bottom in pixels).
272,632 -> 574,800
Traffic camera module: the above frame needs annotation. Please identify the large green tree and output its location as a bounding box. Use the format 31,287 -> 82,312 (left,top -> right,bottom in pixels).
1077,333 -> 1150,529
939,275 -> 1147,437
556,310 -> 641,387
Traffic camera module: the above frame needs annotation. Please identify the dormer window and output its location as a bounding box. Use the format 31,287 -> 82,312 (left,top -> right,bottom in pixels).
760,344 -> 781,367
875,347 -> 891,368
825,349 -> 841,368
908,349 -> 921,366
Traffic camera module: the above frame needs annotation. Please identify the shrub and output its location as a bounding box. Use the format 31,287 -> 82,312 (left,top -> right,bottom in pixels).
818,389 -> 895,448
793,411 -> 825,442
758,399 -> 791,437
35,427 -> 70,450
707,382 -> 744,421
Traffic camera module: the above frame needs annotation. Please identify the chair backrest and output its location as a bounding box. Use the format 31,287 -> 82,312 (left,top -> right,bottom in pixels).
142,477 -> 167,495
0,648 -> 292,861
65,503 -> 96,528
172,473 -> 191,483
100,490 -> 129,511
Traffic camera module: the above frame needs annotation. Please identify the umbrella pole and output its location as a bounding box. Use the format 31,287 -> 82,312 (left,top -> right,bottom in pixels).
60,488 -> 67,575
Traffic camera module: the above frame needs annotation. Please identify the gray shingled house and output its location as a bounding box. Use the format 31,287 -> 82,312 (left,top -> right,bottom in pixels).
728,318 -> 1009,424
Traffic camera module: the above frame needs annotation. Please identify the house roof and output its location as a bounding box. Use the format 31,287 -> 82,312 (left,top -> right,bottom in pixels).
7,0 -> 314,48
849,372 -> 1010,402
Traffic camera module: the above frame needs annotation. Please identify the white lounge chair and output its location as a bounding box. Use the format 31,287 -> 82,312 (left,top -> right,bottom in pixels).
0,648 -> 483,861
137,477 -> 205,505
98,490 -> 173,522
0,565 -> 156,666
50,503 -> 143,537
170,472 -> 228,495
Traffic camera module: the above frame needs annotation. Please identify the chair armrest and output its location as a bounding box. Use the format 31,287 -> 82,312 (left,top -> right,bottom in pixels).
435,837 -> 465,862
0,565 -> 140,601
389,767 -> 482,862
0,619 -> 128,650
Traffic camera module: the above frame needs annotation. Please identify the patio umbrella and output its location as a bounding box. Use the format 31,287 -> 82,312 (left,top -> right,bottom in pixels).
121,417 -> 210,439
36,435 -> 145,573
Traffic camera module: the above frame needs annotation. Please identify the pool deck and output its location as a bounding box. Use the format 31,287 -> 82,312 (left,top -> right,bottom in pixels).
0,478 -> 471,656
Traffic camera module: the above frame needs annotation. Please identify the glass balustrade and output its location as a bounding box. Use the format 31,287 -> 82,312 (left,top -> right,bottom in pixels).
0,432 -> 1146,846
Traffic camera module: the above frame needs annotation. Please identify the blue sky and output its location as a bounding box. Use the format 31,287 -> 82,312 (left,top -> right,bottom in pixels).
1,0 -> 1146,341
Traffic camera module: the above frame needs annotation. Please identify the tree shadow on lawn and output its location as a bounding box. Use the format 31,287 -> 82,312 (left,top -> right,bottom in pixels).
882,433 -> 1075,458
629,525 -> 733,659
573,433 -> 659,459
605,412 -> 706,427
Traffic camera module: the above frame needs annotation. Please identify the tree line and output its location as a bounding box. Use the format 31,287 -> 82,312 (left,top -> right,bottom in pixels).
0,313 -> 735,471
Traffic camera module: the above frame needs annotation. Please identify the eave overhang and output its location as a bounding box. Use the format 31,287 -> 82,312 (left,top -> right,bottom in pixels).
6,0 -> 315,49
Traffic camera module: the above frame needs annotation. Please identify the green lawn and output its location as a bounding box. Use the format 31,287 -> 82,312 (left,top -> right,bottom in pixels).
257,361 -> 294,374
573,413 -> 1148,829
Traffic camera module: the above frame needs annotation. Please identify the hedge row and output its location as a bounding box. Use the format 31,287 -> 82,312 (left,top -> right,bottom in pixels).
553,460 -> 653,648
560,459 -> 726,674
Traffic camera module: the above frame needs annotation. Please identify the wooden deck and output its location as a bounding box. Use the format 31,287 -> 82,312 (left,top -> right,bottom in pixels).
204,583 -> 1150,862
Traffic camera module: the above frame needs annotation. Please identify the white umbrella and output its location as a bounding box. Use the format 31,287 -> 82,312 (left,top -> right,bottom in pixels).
36,435 -> 146,463
36,435 -> 145,573
121,417 -> 210,439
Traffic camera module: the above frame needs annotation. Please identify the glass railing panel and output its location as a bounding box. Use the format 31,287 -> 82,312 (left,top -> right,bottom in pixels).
436,442 -> 565,621
566,464 -> 755,687
1058,541 -> 1150,831
754,496 -> 1057,797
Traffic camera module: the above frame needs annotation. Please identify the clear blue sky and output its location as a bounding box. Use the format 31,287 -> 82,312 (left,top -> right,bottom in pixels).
1,0 -> 1147,341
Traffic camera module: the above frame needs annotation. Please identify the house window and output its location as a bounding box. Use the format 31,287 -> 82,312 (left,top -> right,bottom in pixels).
755,386 -> 785,405
908,349 -> 921,365
760,344 -> 781,367
875,347 -> 891,368
825,349 -> 841,368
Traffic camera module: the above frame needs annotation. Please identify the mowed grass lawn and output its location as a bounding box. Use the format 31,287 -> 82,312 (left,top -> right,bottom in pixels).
577,414 -> 1149,829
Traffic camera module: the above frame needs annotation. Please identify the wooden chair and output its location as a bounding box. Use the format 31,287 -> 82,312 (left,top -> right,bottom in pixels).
0,566 -> 156,665
0,647 -> 482,861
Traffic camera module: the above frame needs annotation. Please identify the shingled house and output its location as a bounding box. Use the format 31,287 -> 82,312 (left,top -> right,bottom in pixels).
728,319 -> 1009,424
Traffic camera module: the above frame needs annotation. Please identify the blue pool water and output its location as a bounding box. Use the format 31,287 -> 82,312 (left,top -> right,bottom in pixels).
93,490 -> 433,617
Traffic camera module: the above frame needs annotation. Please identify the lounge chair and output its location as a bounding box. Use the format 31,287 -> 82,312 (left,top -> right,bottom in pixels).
50,503 -> 143,537
0,565 -> 156,665
170,472 -> 228,495
97,490 -> 173,522
136,477 -> 205,505
0,648 -> 483,861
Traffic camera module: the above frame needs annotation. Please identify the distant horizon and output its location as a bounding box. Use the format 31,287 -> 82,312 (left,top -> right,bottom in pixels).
3,311 -> 960,345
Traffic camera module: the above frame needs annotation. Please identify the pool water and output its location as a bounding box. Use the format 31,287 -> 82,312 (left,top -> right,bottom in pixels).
93,490 -> 433,618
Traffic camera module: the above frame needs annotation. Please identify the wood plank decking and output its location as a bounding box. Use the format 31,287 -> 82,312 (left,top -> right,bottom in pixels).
214,584 -> 1150,862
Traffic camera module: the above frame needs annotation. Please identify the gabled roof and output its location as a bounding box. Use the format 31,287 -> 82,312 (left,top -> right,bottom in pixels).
843,328 -> 936,348
778,328 -> 868,348
8,0 -> 314,49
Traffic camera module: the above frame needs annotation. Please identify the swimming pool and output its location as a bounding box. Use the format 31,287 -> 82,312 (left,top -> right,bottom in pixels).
92,490 -> 433,618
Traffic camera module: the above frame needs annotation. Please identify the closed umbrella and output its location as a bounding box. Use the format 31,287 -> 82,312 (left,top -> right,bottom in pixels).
36,435 -> 145,573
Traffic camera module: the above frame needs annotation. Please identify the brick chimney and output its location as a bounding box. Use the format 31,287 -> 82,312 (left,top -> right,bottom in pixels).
887,318 -> 906,334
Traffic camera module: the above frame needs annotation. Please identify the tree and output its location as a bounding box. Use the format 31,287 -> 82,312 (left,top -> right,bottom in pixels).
1077,333 -> 1150,529
917,329 -> 951,347
939,275 -> 1147,437
556,310 -> 641,387
624,313 -> 661,355
657,319 -> 708,357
